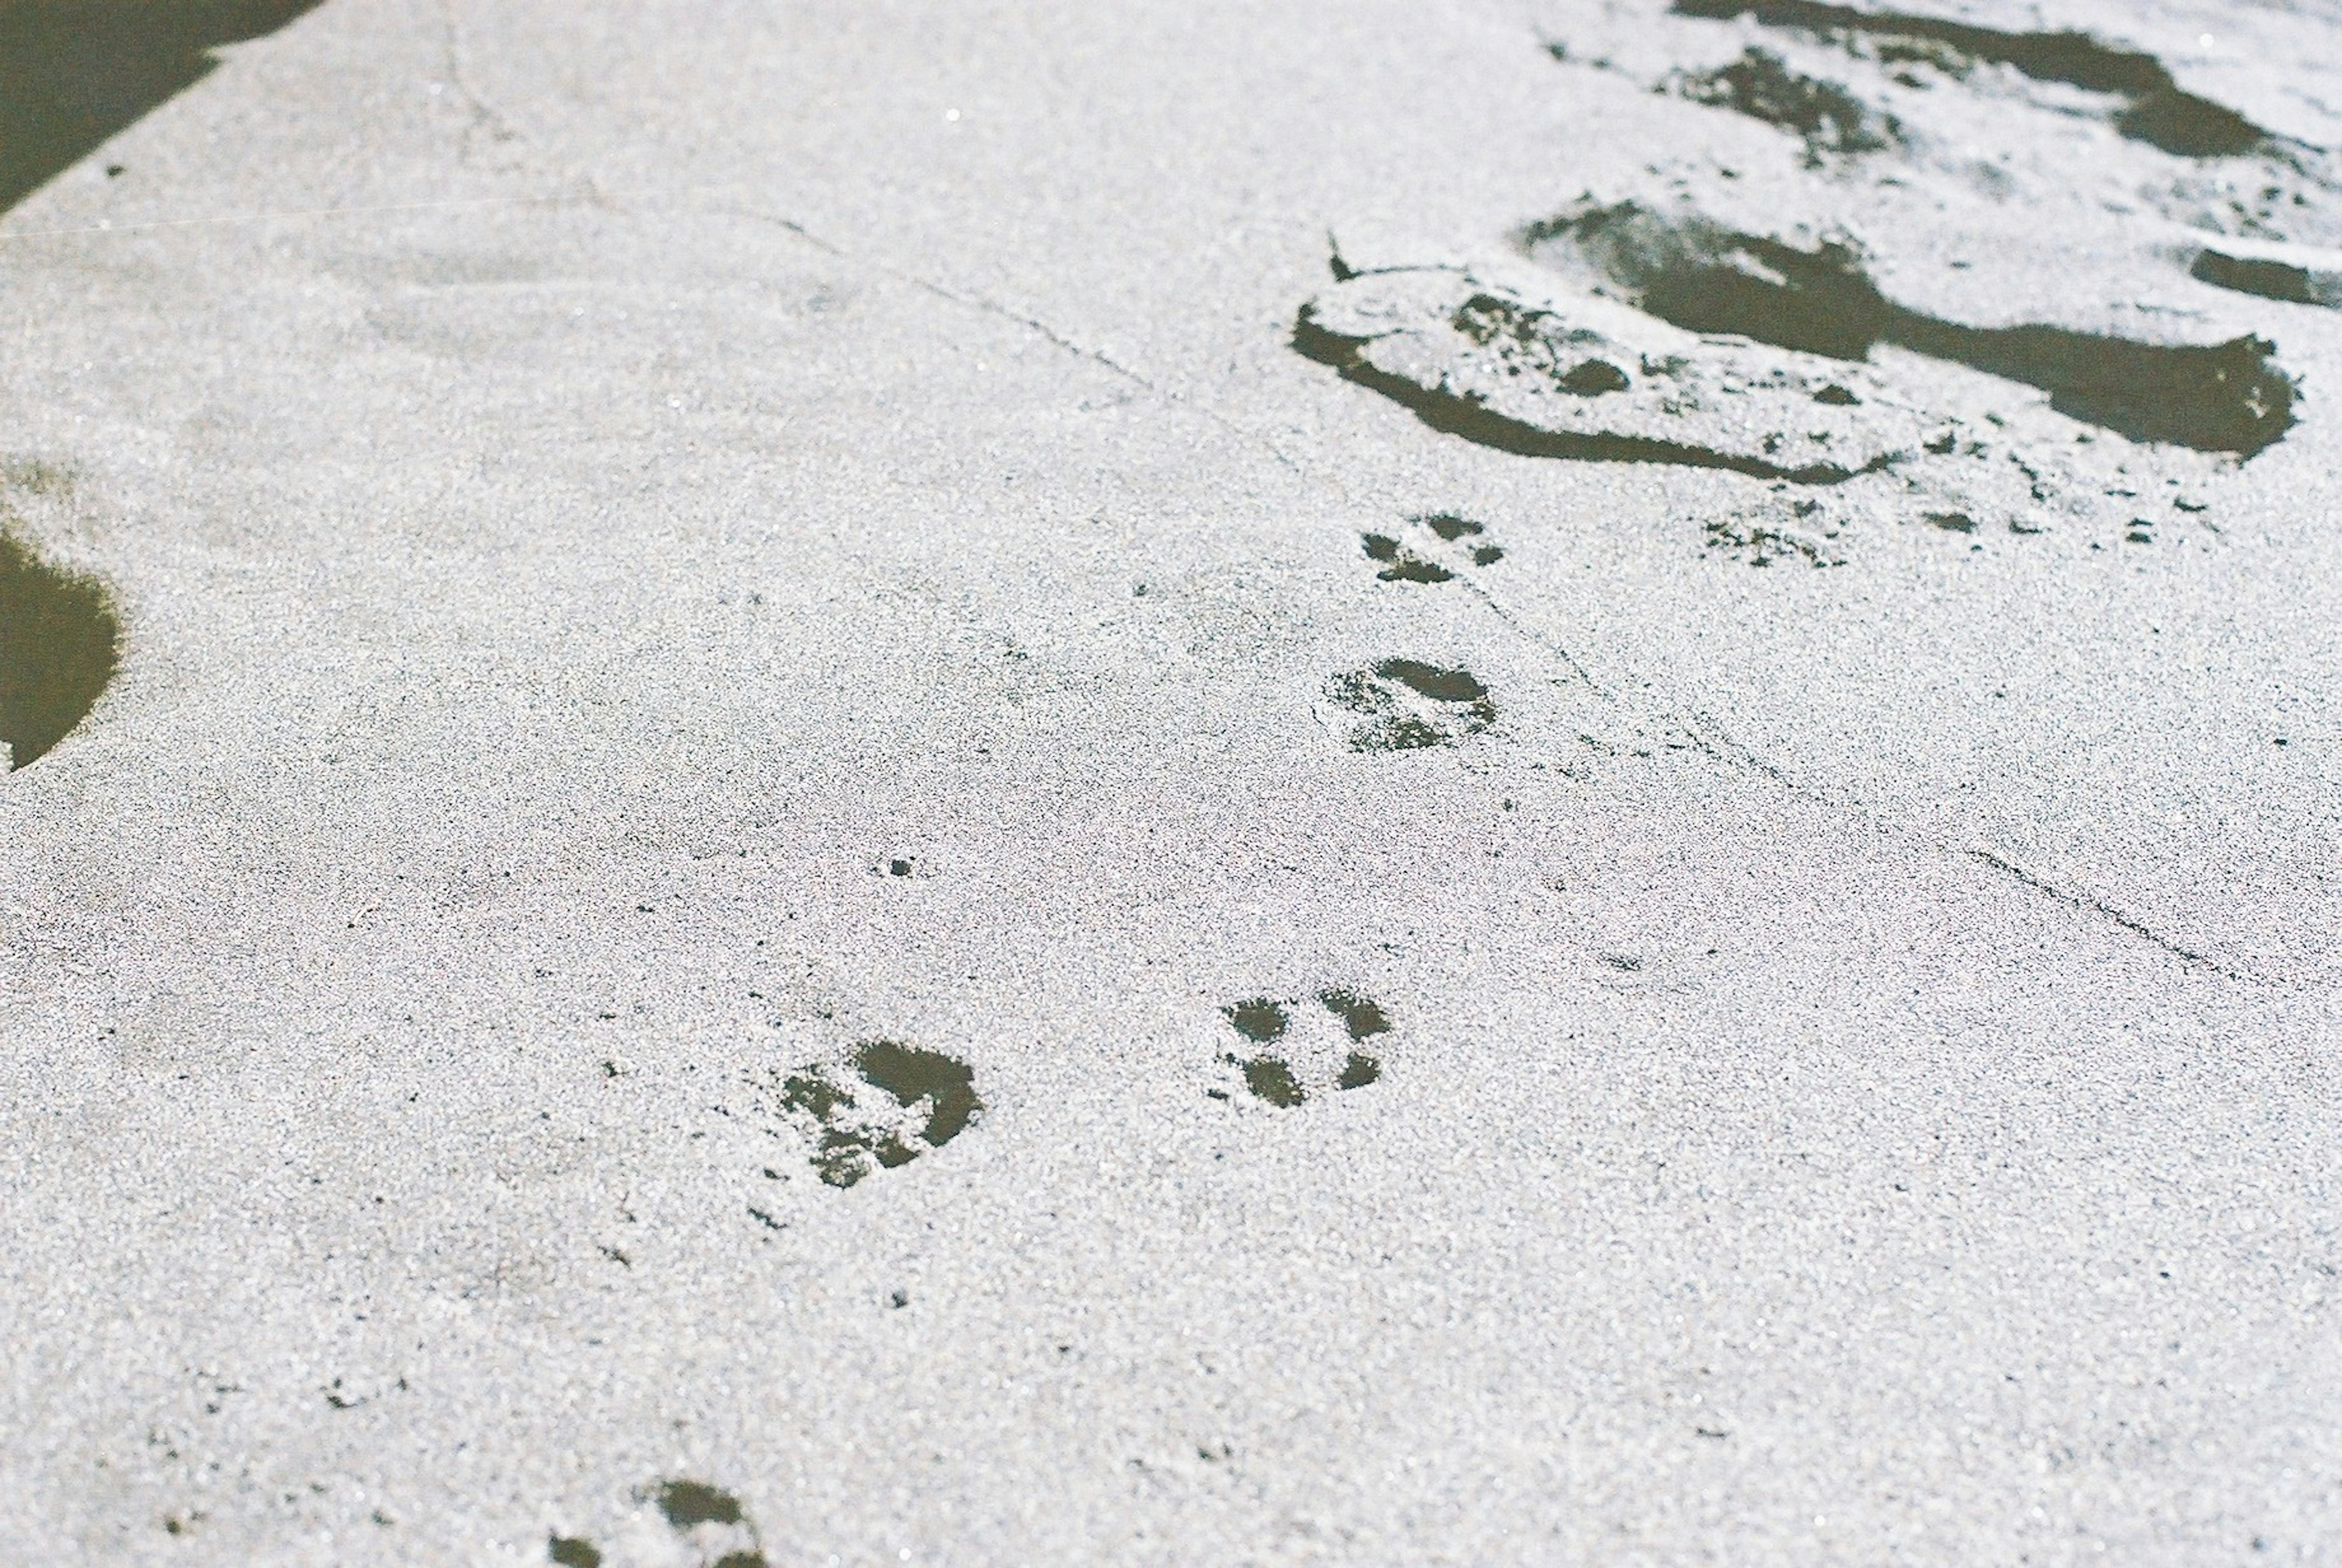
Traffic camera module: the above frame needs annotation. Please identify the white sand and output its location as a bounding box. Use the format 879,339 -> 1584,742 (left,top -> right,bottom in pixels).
2,1 -> 2337,1562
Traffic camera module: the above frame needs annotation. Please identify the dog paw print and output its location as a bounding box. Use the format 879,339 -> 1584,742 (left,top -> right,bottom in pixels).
1212,989 -> 1391,1107
1326,658 -> 1497,751
759,1040 -> 981,1188
548,1479 -> 767,1568
1361,512 -> 1506,583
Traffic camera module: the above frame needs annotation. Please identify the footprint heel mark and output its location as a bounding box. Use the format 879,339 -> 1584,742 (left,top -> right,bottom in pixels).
770,1040 -> 981,1188
1327,658 -> 1495,752
0,523 -> 120,769
1217,990 -> 1393,1105
1296,267 -> 1911,484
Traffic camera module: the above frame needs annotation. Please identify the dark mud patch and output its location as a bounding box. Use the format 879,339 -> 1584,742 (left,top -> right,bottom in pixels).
1,526 -> 120,769
1319,987 -> 1388,1090
1,1 -> 327,215
1239,1055 -> 1305,1108
1223,997 -> 1288,1044
764,1041 -> 981,1189
854,1039 -> 981,1148
1670,0 -> 2268,158
1327,657 -> 1497,753
1217,989 -> 1394,1106
1532,201 -> 2297,455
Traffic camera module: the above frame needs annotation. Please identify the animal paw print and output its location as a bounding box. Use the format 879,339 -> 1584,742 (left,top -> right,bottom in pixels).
761,1040 -> 981,1189
1326,658 -> 1497,751
548,1478 -> 767,1568
1361,512 -> 1506,583
1212,989 -> 1390,1107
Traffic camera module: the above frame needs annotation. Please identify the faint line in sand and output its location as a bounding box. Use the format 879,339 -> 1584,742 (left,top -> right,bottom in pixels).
1675,704 -> 2260,981
712,202 -> 1309,478
1964,847 -> 2244,979
436,0 -> 524,165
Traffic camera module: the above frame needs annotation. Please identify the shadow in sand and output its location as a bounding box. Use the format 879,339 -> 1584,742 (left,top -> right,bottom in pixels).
0,526 -> 120,770
0,1 -> 325,217
1672,0 -> 2268,158
1,4 -> 318,767
1530,202 -> 2297,456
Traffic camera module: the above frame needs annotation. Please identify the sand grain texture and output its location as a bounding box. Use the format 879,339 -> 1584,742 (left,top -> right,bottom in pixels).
1,0 -> 2338,1563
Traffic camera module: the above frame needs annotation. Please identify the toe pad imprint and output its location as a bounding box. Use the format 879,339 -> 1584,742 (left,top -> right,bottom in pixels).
762,1041 -> 981,1188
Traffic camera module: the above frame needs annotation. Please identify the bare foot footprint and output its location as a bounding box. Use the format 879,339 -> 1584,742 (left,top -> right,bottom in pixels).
1212,990 -> 1391,1107
1299,248 -> 2249,548
1549,0 -> 2342,296
1298,259 -> 1924,483
1526,199 -> 2294,457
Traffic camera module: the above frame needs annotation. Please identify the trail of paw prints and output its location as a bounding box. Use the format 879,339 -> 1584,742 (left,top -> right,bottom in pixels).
1209,990 -> 1389,1107
752,1039 -> 981,1190
549,1478 -> 767,1568
1361,512 -> 1506,583
1330,512 -> 1659,754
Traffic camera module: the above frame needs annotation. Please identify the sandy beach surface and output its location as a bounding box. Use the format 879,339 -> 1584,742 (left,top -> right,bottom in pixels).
3,1 -> 2338,1562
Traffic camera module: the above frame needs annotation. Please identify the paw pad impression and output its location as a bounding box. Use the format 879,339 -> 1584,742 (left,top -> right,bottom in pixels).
1327,659 -> 1497,751
768,1041 -> 981,1188
1216,990 -> 1391,1107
